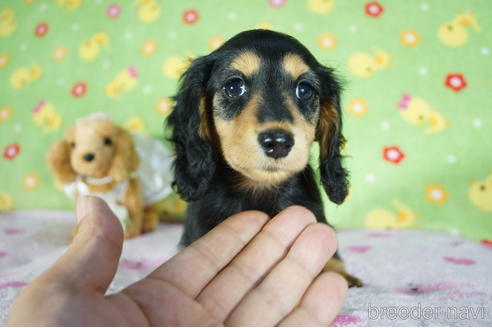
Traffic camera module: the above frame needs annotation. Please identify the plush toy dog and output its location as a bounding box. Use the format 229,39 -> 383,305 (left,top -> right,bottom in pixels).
46,113 -> 174,238
168,30 -> 362,287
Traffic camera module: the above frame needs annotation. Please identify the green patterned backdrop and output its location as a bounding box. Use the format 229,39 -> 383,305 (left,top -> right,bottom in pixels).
0,0 -> 491,241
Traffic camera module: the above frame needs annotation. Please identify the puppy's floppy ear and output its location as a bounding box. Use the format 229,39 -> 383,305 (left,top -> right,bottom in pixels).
46,127 -> 77,184
108,127 -> 139,181
167,55 -> 216,201
315,66 -> 349,204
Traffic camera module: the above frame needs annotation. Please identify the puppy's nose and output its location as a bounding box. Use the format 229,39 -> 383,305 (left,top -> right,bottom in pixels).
258,130 -> 294,159
83,153 -> 95,162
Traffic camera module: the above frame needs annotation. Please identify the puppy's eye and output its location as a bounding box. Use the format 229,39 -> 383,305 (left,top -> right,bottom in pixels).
224,78 -> 246,97
104,137 -> 112,146
295,82 -> 314,100
70,142 -> 75,148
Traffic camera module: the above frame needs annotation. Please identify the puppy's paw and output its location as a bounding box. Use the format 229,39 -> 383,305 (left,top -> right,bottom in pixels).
342,272 -> 364,288
124,226 -> 141,239
324,258 -> 364,288
142,210 -> 159,233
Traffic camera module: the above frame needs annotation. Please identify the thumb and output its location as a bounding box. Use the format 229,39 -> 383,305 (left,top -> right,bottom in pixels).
38,196 -> 124,293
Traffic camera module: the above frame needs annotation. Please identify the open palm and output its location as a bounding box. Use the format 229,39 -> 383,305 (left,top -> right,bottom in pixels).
8,197 -> 346,326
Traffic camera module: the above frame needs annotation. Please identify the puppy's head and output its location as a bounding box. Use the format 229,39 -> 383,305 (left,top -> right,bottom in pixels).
169,29 -> 348,203
65,115 -> 139,181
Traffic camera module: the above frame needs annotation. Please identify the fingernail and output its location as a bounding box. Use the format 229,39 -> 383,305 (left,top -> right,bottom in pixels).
76,196 -> 91,223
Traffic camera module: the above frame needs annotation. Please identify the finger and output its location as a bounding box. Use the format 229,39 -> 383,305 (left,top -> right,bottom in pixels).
149,210 -> 270,298
197,206 -> 317,320
226,223 -> 337,326
37,196 -> 124,293
278,272 -> 348,326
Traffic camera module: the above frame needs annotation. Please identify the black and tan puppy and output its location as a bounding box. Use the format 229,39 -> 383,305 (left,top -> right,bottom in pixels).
168,29 -> 362,287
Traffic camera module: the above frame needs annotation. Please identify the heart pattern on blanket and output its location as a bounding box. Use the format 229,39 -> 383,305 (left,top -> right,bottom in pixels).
443,256 -> 476,265
332,314 -> 361,326
0,281 -> 27,289
346,245 -> 372,253
3,228 -> 26,235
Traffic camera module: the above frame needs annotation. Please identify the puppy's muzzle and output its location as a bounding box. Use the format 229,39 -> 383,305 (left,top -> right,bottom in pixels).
258,129 -> 294,159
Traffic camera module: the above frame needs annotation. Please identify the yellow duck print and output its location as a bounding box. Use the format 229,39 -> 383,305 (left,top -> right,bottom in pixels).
57,0 -> 83,11
0,53 -> 9,68
348,47 -> 391,78
137,0 -> 161,23
79,32 -> 109,61
32,100 -> 63,132
0,190 -> 13,211
308,0 -> 335,14
124,116 -> 146,134
469,173 -> 492,212
10,63 -> 42,89
438,12 -> 481,47
398,94 -> 450,134
105,66 -> 139,98
0,8 -> 17,37
365,201 -> 418,229
162,56 -> 190,80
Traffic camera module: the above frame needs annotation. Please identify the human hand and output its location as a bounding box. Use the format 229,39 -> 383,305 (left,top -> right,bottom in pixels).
7,196 -> 346,326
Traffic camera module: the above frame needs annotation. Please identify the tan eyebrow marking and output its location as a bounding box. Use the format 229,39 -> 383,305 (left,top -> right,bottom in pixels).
282,53 -> 309,79
230,51 -> 261,76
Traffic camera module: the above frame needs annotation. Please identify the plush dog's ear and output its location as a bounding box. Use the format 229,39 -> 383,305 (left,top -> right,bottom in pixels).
316,66 -> 349,204
108,127 -> 139,181
167,55 -> 216,201
46,127 -> 77,184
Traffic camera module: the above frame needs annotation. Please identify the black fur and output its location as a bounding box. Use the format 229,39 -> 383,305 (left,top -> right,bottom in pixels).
167,56 -> 217,201
316,66 -> 349,205
180,163 -> 326,246
167,29 -> 348,246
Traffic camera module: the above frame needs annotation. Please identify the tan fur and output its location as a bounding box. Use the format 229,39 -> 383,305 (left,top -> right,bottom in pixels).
66,119 -> 119,180
46,115 -> 165,238
199,96 -> 213,140
213,53 -> 317,191
282,91 -> 317,145
46,140 -> 77,184
214,89 -> 316,191
142,202 -> 161,232
230,51 -> 261,76
324,258 -> 363,288
316,105 -> 338,160
107,126 -> 140,182
282,53 -> 309,79
83,181 -> 117,194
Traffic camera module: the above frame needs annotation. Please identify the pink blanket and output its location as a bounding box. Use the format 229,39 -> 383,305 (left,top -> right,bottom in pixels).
1,210 -> 491,326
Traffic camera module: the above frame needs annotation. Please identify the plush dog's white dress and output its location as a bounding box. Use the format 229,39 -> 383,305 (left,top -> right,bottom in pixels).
63,133 -> 174,230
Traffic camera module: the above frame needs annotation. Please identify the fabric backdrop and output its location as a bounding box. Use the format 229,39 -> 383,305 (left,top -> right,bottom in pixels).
0,0 -> 491,241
